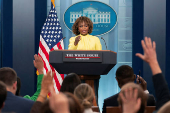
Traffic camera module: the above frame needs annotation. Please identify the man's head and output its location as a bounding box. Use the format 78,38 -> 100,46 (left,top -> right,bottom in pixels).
0,67 -> 17,94
116,65 -> 135,88
118,82 -> 147,113
0,81 -> 7,110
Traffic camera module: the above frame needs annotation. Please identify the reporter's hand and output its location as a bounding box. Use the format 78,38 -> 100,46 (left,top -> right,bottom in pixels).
135,37 -> 157,65
33,54 -> 44,74
37,71 -> 54,102
49,85 -> 69,113
136,75 -> 147,91
135,37 -> 162,75
74,36 -> 81,46
119,88 -> 141,113
40,71 -> 54,96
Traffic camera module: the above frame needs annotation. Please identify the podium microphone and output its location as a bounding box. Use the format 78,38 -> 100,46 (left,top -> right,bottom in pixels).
101,37 -> 107,50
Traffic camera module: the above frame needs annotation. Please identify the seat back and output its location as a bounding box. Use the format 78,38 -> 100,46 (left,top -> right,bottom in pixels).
106,106 -> 156,113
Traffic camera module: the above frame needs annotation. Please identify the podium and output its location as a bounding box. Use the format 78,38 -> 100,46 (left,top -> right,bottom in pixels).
49,50 -> 117,105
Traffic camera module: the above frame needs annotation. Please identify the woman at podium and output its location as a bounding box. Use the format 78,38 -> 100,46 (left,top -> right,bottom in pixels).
68,16 -> 102,50
68,16 -> 102,106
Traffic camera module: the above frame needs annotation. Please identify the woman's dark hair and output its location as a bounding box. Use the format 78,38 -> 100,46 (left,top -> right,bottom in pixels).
40,100 -> 53,113
64,92 -> 83,113
60,73 -> 81,94
72,16 -> 93,35
16,77 -> 21,96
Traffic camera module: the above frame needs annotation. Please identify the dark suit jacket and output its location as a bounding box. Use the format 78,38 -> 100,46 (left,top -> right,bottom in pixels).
102,93 -> 156,113
2,91 -> 34,113
152,73 -> 170,110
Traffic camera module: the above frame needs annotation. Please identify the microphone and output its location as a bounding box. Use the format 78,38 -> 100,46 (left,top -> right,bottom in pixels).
101,37 -> 107,50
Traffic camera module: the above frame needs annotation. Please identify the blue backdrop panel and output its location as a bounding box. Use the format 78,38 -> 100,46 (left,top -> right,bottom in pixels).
34,0 -> 47,92
143,0 -> 166,95
1,0 -> 13,68
13,0 -> 35,96
166,0 -> 170,90
132,0 -> 143,76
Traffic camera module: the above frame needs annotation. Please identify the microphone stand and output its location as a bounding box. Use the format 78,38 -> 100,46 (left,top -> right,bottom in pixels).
101,37 -> 107,50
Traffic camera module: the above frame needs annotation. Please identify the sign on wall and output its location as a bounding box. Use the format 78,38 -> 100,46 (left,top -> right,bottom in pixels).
64,1 -> 117,36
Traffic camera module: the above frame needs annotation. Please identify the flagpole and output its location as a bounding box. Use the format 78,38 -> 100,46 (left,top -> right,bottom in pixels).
51,0 -> 55,8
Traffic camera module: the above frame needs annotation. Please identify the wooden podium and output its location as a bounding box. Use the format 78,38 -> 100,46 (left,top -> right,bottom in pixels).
49,50 -> 117,106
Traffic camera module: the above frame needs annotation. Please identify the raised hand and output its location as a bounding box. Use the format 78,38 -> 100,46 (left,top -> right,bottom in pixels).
33,54 -> 44,74
49,85 -> 69,113
136,75 -> 147,91
40,71 -> 54,96
36,71 -> 54,102
74,36 -> 81,46
135,37 -> 162,75
135,37 -> 157,65
119,88 -> 141,113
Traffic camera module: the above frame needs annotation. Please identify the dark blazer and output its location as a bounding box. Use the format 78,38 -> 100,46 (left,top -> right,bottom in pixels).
152,73 -> 170,110
102,93 -> 156,113
2,91 -> 34,113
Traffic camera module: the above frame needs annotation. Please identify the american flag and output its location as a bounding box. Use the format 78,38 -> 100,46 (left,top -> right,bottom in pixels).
38,1 -> 64,93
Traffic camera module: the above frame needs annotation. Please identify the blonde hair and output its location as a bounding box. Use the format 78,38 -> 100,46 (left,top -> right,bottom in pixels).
74,83 -> 94,109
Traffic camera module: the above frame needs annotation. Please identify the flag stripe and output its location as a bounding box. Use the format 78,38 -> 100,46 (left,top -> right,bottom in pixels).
39,42 -> 50,61
54,70 -> 63,85
40,35 -> 50,54
38,52 -> 60,92
51,67 -> 61,90
60,40 -> 64,49
52,45 -> 59,50
38,50 -> 50,72
57,43 -> 62,49
53,79 -> 59,93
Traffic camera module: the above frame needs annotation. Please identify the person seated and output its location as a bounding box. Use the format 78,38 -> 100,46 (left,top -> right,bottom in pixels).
0,81 -> 7,113
118,83 -> 147,113
40,100 -> 53,113
48,91 -> 70,113
135,37 -> 170,112
64,92 -> 83,113
30,71 -> 54,113
39,93 -> 83,113
16,54 -> 44,101
39,85 -> 83,113
102,65 -> 155,113
74,83 -> 99,113
118,37 -> 170,113
0,67 -> 34,113
60,73 -> 81,94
